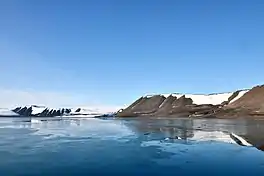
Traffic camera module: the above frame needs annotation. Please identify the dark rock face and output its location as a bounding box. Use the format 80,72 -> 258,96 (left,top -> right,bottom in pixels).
38,108 -> 49,116
75,108 -> 81,112
14,107 -> 33,116
61,108 -> 65,114
55,110 -> 61,116
25,107 -> 33,116
17,107 -> 28,116
47,109 -> 54,117
65,109 -> 71,114
13,107 -> 21,113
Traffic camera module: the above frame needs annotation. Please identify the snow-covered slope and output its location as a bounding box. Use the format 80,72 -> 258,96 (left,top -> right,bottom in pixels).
70,106 -> 120,116
171,93 -> 232,105
229,90 -> 248,104
71,107 -> 111,115
145,90 -> 249,105
29,105 -> 47,115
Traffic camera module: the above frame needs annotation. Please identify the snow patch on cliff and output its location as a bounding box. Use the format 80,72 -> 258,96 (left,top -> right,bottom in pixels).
30,106 -> 47,115
145,90 -> 249,105
229,90 -> 249,104
70,106 -> 121,116
174,93 -> 233,105
146,93 -> 234,105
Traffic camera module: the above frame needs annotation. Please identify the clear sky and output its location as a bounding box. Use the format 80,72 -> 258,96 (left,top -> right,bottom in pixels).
0,0 -> 264,107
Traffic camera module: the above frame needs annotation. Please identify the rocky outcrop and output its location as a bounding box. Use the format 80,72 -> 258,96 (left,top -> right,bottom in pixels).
117,94 -> 220,117
11,106 -> 114,117
75,108 -> 81,112
16,107 -> 33,116
117,86 -> 264,118
12,106 -> 71,117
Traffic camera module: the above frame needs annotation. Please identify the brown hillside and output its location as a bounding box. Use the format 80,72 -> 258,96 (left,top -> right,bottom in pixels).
118,95 -> 166,117
154,95 -> 194,116
154,95 -> 178,116
227,85 -> 264,113
117,85 -> 264,118
125,96 -> 144,110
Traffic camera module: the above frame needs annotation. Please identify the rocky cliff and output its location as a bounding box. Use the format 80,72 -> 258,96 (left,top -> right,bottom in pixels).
11,105 -> 114,117
117,85 -> 264,118
12,105 -> 72,117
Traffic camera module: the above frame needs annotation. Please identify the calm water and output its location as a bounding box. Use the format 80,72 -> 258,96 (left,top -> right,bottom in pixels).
1,117 -> 264,175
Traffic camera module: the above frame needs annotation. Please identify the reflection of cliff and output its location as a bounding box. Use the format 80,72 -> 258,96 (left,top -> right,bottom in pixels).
240,120 -> 264,149
17,118 -> 135,140
127,119 -> 194,139
127,118 -> 264,150
192,119 -> 248,134
192,118 -> 264,149
162,119 -> 194,139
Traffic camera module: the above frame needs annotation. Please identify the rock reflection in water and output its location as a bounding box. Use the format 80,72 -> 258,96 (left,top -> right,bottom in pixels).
127,118 -> 264,150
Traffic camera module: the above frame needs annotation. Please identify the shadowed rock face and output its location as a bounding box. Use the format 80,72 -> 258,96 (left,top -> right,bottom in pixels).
75,108 -> 81,112
17,107 -> 29,116
38,108 -> 49,116
65,109 -> 71,114
13,107 -> 21,113
117,85 -> 264,118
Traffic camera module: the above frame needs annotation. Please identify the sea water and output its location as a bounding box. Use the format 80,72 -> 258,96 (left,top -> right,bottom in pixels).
0,117 -> 264,175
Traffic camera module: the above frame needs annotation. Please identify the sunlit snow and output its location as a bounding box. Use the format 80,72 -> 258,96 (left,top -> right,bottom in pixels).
145,91 -> 248,105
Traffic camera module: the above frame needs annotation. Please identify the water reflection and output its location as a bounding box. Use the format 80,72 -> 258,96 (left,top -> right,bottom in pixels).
1,117 -> 264,175
126,118 -> 264,149
2,117 -> 264,149
0,117 -> 136,141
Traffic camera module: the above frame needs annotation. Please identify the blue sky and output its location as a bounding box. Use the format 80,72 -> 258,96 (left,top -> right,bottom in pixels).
0,0 -> 264,107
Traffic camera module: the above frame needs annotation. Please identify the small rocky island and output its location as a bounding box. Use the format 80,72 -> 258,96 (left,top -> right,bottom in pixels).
117,85 -> 264,118
0,106 -> 116,118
